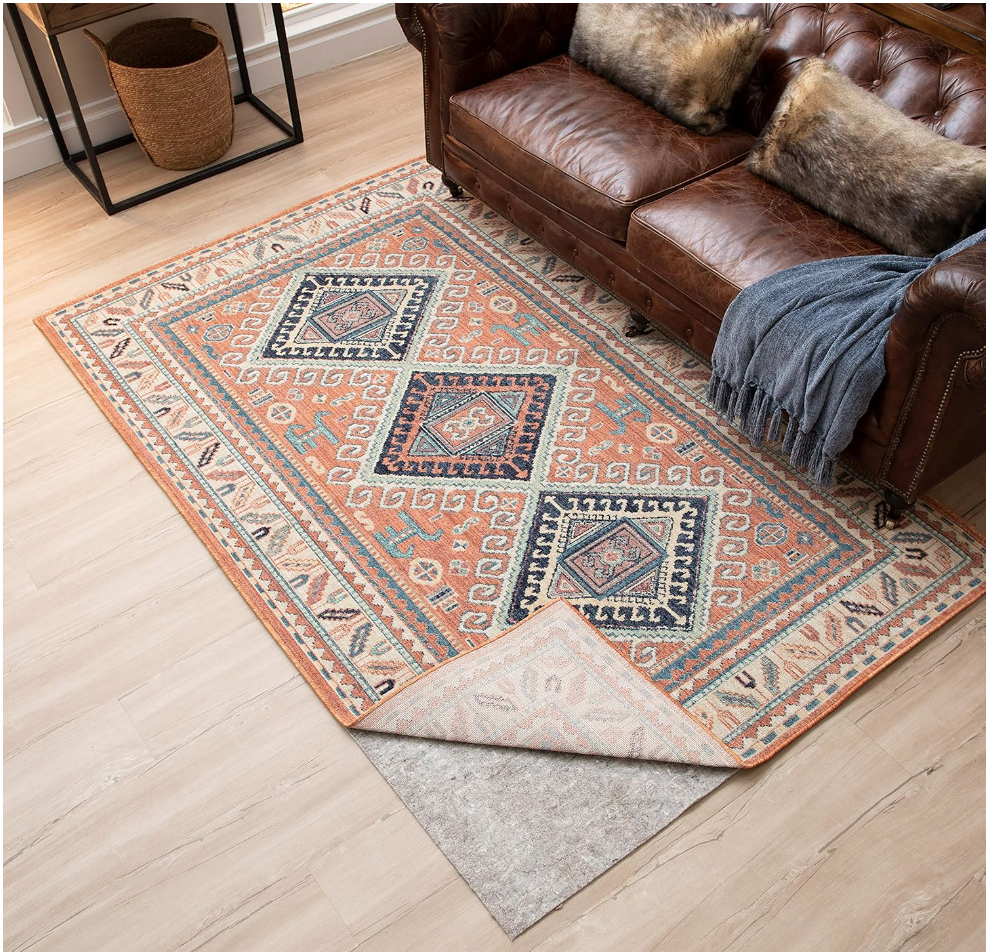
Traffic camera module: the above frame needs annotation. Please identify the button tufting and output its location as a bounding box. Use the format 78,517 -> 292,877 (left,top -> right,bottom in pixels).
934,109 -> 943,118
872,79 -> 882,88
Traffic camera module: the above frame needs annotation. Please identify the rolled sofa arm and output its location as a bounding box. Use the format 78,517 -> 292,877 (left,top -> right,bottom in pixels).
395,4 -> 423,51
878,241 -> 986,499
395,3 -> 578,171
890,242 -> 986,348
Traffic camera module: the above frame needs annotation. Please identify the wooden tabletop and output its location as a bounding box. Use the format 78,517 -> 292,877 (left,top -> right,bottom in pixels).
15,3 -> 150,36
864,2 -> 986,57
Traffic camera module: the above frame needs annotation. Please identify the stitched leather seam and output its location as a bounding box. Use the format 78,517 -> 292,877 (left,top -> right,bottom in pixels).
880,315 -> 948,491
413,7 -> 436,167
448,99 -> 751,209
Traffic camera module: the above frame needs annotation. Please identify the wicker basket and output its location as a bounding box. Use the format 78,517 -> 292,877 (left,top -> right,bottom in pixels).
86,18 -> 234,171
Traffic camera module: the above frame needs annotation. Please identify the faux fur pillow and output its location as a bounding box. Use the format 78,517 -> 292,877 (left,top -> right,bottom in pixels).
568,4 -> 765,135
748,58 -> 986,256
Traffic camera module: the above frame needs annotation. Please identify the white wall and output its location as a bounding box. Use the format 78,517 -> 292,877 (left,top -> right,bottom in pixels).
2,2 -> 404,181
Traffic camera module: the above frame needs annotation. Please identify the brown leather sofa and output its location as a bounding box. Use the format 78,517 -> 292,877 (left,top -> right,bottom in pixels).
396,2 -> 986,521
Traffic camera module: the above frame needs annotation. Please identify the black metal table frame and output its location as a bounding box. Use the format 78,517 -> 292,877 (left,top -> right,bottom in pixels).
6,3 -> 303,215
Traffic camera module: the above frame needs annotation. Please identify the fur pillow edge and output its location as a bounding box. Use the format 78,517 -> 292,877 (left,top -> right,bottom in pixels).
747,57 -> 986,256
568,3 -> 767,136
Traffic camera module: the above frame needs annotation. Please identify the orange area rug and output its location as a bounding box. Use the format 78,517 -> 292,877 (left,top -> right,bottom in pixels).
37,160 -> 985,767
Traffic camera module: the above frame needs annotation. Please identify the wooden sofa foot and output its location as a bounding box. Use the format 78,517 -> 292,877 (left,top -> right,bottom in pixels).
626,310 -> 654,338
882,489 -> 910,529
441,174 -> 463,198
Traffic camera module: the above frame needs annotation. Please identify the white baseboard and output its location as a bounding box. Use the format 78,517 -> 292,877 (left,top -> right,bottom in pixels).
2,94 -> 129,182
245,2 -> 404,92
2,3 -> 404,183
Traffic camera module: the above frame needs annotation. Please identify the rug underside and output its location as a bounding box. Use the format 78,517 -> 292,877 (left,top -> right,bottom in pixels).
353,730 -> 733,937
36,158 -> 986,771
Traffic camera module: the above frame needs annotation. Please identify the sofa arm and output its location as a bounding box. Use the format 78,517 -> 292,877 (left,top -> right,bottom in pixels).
395,4 -> 423,51
877,242 -> 986,500
890,242 -> 986,348
396,3 -> 578,172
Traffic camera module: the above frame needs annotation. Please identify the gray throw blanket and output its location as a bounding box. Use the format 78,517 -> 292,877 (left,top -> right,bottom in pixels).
708,228 -> 986,487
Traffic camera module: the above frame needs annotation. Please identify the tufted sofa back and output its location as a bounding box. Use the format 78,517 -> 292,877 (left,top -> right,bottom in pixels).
401,2 -> 986,171
397,2 -> 578,169
722,3 -> 986,147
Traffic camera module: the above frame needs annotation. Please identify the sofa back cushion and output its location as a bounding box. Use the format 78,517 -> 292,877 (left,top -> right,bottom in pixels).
722,2 -> 986,147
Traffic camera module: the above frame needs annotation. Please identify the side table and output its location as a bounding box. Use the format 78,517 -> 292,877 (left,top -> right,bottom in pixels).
6,2 -> 304,215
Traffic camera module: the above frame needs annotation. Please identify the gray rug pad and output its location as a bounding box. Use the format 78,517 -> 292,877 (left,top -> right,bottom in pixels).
353,730 -> 734,937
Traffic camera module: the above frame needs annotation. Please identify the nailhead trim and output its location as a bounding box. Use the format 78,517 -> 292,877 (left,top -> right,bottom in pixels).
881,311 -> 986,498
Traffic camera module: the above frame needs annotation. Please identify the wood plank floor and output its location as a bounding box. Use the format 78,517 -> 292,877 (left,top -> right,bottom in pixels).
4,44 -> 986,952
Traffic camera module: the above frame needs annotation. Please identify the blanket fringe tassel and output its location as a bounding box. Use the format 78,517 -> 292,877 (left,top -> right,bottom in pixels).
708,372 -> 837,487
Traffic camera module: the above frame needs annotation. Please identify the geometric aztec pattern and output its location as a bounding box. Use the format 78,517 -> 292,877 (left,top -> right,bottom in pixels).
375,370 -> 555,480
36,159 -> 986,767
509,491 -> 708,633
258,270 -> 438,362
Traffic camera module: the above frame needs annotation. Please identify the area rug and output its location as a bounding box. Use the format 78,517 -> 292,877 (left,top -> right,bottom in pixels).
37,158 -> 985,771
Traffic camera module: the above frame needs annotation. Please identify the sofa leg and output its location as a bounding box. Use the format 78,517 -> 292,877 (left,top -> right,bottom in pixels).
626,310 -> 654,338
441,174 -> 463,199
882,488 -> 909,529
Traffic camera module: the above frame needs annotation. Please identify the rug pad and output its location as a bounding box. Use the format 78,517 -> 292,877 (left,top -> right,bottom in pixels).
353,730 -> 733,937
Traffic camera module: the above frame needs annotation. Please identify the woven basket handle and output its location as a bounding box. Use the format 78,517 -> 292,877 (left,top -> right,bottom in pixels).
83,28 -> 110,65
83,29 -> 117,93
189,18 -> 220,39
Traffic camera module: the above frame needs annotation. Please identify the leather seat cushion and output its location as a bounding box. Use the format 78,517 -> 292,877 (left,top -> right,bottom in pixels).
627,164 -> 887,320
448,55 -> 753,242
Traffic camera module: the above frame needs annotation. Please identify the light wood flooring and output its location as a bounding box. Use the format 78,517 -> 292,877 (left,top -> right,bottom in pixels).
4,44 -> 986,952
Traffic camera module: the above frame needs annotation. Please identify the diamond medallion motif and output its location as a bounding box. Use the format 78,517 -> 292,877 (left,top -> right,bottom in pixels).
561,519 -> 668,597
259,271 -> 437,361
375,371 -> 556,480
510,492 -> 708,632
